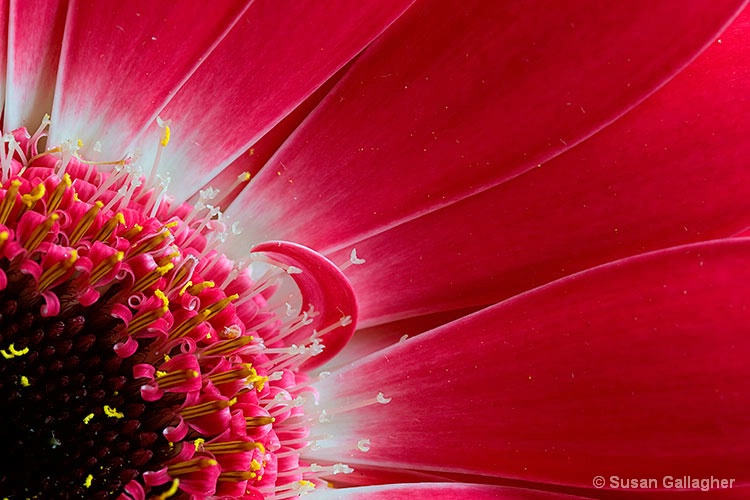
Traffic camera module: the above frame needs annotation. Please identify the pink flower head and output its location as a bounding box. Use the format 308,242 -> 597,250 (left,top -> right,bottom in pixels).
0,1 -> 749,499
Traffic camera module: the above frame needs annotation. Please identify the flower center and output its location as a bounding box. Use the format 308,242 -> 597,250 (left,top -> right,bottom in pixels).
0,123 -> 356,499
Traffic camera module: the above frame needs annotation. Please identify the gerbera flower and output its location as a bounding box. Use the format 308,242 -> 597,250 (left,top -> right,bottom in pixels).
0,0 -> 748,499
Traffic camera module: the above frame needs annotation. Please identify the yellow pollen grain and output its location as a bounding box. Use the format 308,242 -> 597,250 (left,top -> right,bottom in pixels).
103,405 -> 124,419
154,479 -> 180,500
178,280 -> 193,296
154,288 -> 169,308
187,280 -> 215,295
83,474 -> 93,488
193,438 -> 205,451
1,344 -> 30,359
160,125 -> 171,147
21,183 -> 45,208
83,413 -> 95,424
250,459 -> 262,471
163,354 -> 171,362
20,376 -> 30,387
156,370 -> 168,378
156,262 -> 174,275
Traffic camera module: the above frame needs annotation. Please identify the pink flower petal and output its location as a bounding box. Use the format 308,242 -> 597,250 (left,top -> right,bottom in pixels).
251,241 -> 357,370
47,0 -> 252,158
138,0 -> 414,202
227,0 -> 745,252
311,483 -> 581,499
320,308 -> 478,372
194,62 -> 351,210
309,239 -> 750,490
4,0 -> 67,130
332,8 -> 750,326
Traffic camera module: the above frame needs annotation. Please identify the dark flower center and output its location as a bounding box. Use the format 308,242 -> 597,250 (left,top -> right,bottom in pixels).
0,275 -> 173,498
0,125 -> 359,500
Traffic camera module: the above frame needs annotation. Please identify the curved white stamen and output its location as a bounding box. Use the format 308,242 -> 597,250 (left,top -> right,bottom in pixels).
147,116 -> 171,188
234,276 -> 281,307
181,205 -> 221,248
29,114 -> 51,148
311,315 -> 352,341
376,392 -> 392,404
1,134 -> 18,183
315,392 -> 392,421
262,309 -> 317,346
357,439 -> 372,452
227,171 -> 251,194
56,139 -> 80,177
146,175 -> 171,218
199,186 -> 219,201
339,248 -> 366,271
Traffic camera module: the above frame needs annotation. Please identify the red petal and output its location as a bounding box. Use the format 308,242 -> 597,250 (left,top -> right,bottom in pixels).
251,241 -> 357,370
309,239 -> 750,490
47,0 -> 251,157
311,483 -> 581,499
320,308 -> 477,372
332,7 -> 750,326
227,0 -> 745,252
138,0 -> 414,202
194,61 -> 352,210
5,0 -> 67,130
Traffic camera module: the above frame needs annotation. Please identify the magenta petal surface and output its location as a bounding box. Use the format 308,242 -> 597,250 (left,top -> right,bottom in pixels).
332,8 -> 750,326
47,0 -> 251,158
140,0 -> 414,202
228,0 -> 745,252
310,483 -> 582,499
310,239 -> 750,490
4,0 -> 67,130
251,241 -> 357,369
